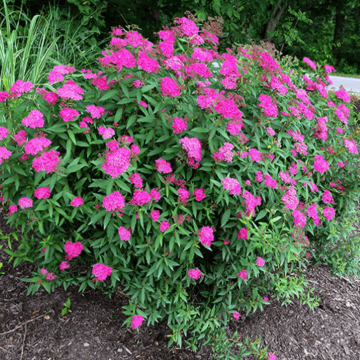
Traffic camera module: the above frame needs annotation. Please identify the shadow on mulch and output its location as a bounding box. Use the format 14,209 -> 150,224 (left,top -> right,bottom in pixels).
2,211 -> 360,360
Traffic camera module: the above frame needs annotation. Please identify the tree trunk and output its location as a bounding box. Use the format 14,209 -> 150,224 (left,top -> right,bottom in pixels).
264,1 -> 287,42
332,2 -> 344,53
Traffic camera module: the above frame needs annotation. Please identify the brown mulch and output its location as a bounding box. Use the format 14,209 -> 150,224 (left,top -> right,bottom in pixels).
1,212 -> 360,360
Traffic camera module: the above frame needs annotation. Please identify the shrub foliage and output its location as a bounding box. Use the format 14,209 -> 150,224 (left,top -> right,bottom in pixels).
0,14 -> 359,357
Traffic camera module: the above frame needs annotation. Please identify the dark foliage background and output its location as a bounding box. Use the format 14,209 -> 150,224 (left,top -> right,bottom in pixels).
8,0 -> 360,74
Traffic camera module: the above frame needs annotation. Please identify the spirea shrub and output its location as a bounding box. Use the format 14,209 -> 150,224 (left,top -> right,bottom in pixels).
1,13 -> 360,358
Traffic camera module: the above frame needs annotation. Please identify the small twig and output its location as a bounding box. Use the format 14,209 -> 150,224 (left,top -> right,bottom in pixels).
20,323 -> 27,360
0,309 -> 54,336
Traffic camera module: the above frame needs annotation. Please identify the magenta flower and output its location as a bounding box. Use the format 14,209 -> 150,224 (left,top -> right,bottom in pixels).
34,187 -> 51,200
8,204 -> 18,216
59,108 -> 79,122
155,158 -> 172,174
22,110 -> 44,128
150,189 -> 161,201
237,270 -> 248,280
268,352 -> 277,360
323,207 -> 335,221
198,226 -> 214,247
256,257 -> 265,267
59,261 -> 70,271
98,126 -> 115,140
224,239 -> 230,245
150,210 -> 160,222
64,241 -> 84,260
32,150 -> 61,174
237,228 -> 248,240
159,221 -> 170,232
92,263 -> 112,281
103,191 -> 125,214
160,77 -> 180,97
130,189 -> 152,206
303,57 -> 316,70
178,188 -> 190,205
71,196 -> 83,207
128,173 -> 143,189
222,177 -> 241,195
45,273 -> 57,281
264,297 -> 269,302
86,105 -> 105,119
18,197 -> 33,210
267,127 -> 275,136
172,117 -> 187,134
233,312 -> 240,320
24,137 -> 52,156
193,188 -> 206,201
131,315 -> 144,329
188,268 -> 203,280
118,226 -> 131,241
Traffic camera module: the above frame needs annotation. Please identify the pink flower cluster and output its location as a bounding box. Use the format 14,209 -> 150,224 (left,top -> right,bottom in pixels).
102,147 -> 131,178
48,65 -> 76,84
179,137 -> 202,168
199,226 -> 214,247
161,77 -> 180,97
103,191 -> 125,214
0,146 -> 12,164
98,126 -> 115,139
193,188 -> 206,201
92,263 -> 112,281
150,210 -> 160,222
258,94 -> 278,118
178,188 -> 190,205
59,108 -> 79,122
222,177 -> 241,195
24,137 -> 51,155
18,197 -> 33,210
41,268 -> 57,281
237,228 -> 248,240
213,142 -> 234,163
58,80 -> 84,100
172,117 -> 187,134
118,226 -> 131,241
160,220 -> 170,232
32,149 -> 60,173
71,196 -> 83,207
131,315 -> 144,329
87,105 -> 105,119
129,173 -> 143,188
34,187 -> 51,199
9,80 -> 34,97
14,130 -> 27,146
313,155 -> 329,174
188,268 -> 203,280
155,158 -> 172,174
282,186 -> 299,210
64,241 -> 84,260
22,110 -> 44,128
238,270 -> 248,280
130,189 -> 152,206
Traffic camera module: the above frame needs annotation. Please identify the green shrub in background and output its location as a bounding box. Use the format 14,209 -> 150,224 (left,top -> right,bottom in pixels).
0,13 -> 360,359
0,0 -> 108,92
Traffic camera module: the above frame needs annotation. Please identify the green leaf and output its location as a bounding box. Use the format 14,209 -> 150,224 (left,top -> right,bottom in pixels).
66,164 -> 87,175
68,130 -> 76,145
255,210 -> 268,221
221,209 -> 231,227
141,84 -> 156,93
191,127 -> 209,133
100,89 -> 118,101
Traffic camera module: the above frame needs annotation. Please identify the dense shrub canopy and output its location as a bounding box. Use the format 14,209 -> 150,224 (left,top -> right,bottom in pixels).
0,14 -> 359,356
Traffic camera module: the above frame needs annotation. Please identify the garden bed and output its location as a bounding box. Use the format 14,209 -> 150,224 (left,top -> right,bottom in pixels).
1,210 -> 360,360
